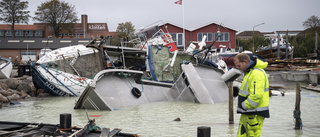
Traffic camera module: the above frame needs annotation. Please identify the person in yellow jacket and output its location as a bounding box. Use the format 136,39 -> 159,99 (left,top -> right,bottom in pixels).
233,53 -> 269,137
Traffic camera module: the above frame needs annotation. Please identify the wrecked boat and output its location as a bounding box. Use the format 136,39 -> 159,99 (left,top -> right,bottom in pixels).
0,56 -> 12,79
32,23 -> 237,110
74,25 -> 237,110
31,39 -> 146,96
256,34 -> 294,59
74,45 -> 230,110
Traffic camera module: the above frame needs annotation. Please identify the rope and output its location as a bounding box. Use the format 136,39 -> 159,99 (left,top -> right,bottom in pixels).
44,64 -> 96,87
293,110 -> 303,128
40,64 -> 78,96
57,126 -> 79,131
118,72 -> 144,92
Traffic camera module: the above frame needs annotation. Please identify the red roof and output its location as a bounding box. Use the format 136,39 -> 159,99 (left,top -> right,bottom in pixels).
0,24 -> 43,30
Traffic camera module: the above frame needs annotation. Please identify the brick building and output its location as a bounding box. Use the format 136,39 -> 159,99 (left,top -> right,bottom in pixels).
0,14 -> 117,62
0,14 -> 116,39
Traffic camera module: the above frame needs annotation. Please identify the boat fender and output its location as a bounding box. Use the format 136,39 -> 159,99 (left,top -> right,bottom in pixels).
221,68 -> 242,82
131,87 -> 141,98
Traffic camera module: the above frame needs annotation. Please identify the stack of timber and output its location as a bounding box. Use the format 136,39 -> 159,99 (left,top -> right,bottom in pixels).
255,49 -> 274,59
265,58 -> 320,71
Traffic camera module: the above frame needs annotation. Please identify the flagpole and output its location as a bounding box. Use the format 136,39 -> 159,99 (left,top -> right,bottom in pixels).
182,0 -> 185,51
174,0 -> 185,51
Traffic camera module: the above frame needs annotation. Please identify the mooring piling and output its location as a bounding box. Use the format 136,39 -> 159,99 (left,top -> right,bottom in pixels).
60,113 -> 72,130
294,83 -> 302,129
197,126 -> 211,137
228,82 -> 234,124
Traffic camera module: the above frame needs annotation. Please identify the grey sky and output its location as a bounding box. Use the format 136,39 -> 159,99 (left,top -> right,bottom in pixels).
18,0 -> 320,32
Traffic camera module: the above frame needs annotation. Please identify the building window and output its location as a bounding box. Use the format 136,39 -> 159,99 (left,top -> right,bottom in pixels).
21,50 -> 37,61
25,31 -> 33,37
0,30 -> 3,36
48,26 -> 51,31
16,30 -> 23,36
214,32 -> 229,42
170,33 -> 183,47
5,30 -> 12,36
197,33 -> 213,42
35,30 -> 42,36
21,50 -> 36,55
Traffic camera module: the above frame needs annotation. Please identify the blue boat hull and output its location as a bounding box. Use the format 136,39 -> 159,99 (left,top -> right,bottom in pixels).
31,63 -> 73,96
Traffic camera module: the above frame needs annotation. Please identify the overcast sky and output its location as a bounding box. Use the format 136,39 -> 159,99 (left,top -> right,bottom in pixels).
17,0 -> 320,32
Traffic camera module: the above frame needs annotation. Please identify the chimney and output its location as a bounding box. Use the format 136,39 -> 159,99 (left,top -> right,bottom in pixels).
81,14 -> 88,38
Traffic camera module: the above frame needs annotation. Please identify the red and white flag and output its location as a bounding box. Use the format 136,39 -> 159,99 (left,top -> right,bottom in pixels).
174,0 -> 182,5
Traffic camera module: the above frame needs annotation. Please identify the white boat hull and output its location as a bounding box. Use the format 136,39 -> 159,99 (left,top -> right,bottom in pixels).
74,63 -> 229,110
0,57 -> 13,79
34,65 -> 92,96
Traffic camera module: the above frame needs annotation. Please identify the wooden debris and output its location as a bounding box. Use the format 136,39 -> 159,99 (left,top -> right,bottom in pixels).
265,58 -> 320,71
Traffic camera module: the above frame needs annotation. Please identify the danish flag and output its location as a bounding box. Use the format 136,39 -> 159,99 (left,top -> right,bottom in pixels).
174,0 -> 182,5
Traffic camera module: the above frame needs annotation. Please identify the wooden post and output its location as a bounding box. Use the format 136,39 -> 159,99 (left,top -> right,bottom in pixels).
197,126 -> 211,137
228,82 -> 234,124
294,83 -> 302,129
99,42 -> 105,70
60,113 -> 72,130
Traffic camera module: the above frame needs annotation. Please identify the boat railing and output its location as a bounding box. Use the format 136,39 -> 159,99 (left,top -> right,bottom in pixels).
46,47 -> 98,61
90,69 -> 144,87
121,37 -> 142,48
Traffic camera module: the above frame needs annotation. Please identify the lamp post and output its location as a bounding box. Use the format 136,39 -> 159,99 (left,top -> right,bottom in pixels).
252,23 -> 265,52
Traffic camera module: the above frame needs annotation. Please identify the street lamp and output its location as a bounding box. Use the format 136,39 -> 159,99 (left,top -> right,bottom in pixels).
252,23 -> 265,52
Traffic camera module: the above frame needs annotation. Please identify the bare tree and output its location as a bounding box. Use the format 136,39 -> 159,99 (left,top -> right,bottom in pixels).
0,0 -> 30,37
34,0 -> 78,38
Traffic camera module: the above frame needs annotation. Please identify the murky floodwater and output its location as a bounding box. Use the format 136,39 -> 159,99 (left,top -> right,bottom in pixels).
0,87 -> 319,137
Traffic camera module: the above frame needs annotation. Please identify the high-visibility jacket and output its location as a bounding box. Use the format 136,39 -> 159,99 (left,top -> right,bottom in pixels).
237,58 -> 270,118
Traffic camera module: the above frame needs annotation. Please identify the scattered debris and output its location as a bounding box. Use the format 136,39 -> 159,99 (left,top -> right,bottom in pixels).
173,117 -> 181,122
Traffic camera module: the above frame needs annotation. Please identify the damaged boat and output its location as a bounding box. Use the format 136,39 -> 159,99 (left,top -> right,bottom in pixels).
74,45 -> 232,110
74,25 -> 239,110
0,56 -> 12,79
31,39 -> 146,96
256,34 -> 294,59
32,23 -> 239,110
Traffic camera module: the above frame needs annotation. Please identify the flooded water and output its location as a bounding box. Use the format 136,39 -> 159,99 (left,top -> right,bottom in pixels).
0,86 -> 319,137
